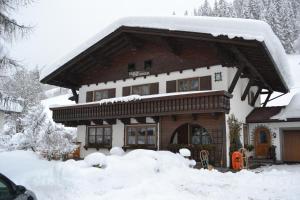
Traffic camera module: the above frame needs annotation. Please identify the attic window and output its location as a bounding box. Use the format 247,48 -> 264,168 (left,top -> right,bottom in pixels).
144,60 -> 152,71
128,63 -> 136,72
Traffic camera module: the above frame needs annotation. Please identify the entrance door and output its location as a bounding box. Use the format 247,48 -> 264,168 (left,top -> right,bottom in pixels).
254,128 -> 271,158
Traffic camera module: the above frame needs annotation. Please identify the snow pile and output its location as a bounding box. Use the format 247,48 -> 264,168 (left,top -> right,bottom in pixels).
179,148 -> 191,157
1,150 -> 300,200
84,152 -> 107,167
271,92 -> 300,120
41,16 -> 291,88
110,147 -> 125,156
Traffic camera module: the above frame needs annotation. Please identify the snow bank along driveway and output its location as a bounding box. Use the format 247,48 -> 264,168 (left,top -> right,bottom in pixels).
1,150 -> 300,200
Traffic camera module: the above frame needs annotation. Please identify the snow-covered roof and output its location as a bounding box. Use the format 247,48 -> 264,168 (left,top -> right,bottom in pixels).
0,97 -> 23,113
41,16 -> 291,89
271,92 -> 300,120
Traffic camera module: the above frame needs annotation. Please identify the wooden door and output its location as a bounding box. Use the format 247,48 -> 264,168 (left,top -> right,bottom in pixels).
283,130 -> 300,162
254,128 -> 271,158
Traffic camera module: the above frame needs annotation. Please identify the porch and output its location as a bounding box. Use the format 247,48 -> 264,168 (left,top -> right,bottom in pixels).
51,91 -> 230,166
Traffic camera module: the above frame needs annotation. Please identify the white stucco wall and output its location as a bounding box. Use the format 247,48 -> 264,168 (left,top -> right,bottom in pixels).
78,65 -> 228,103
248,122 -> 300,161
224,67 -> 260,167
76,65 -> 258,161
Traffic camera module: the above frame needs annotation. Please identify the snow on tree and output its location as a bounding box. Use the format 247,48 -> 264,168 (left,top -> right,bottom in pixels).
217,0 -> 236,17
4,103 -> 77,158
20,104 -> 47,151
39,122 -> 76,160
3,68 -> 44,113
193,0 -> 212,16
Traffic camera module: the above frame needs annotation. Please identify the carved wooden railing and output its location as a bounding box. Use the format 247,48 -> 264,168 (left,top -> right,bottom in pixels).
51,91 -> 231,124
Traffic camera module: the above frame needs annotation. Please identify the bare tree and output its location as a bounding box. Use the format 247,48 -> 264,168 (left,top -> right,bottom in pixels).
0,0 -> 32,69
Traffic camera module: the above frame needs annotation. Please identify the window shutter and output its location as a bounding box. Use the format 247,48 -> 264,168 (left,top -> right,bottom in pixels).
86,91 -> 94,102
200,76 -> 212,90
150,83 -> 159,95
108,88 -> 116,98
166,80 -> 176,93
122,86 -> 131,96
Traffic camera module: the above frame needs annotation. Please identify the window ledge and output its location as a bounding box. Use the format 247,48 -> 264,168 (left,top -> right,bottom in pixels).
84,144 -> 112,151
122,145 -> 157,151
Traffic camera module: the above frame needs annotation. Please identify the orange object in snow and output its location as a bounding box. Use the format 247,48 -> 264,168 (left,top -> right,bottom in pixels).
232,151 -> 244,170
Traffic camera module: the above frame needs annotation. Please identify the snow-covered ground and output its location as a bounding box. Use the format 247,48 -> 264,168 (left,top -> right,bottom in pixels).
1,150 -> 300,200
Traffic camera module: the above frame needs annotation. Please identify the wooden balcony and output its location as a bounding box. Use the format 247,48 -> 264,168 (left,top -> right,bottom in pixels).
51,91 -> 232,126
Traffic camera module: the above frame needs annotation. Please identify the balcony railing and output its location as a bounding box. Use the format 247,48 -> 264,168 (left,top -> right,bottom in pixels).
51,91 -> 231,124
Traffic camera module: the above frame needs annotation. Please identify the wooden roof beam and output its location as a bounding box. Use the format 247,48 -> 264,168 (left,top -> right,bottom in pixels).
263,90 -> 273,107
241,79 -> 253,101
228,65 -> 245,94
71,88 -> 79,103
229,46 -> 273,92
251,87 -> 262,106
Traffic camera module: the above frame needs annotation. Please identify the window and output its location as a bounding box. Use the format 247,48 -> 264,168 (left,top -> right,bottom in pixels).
126,125 -> 156,146
87,126 -> 112,147
128,63 -> 136,72
259,131 -> 268,144
0,178 -> 12,199
214,72 -> 222,82
178,78 -> 199,92
190,125 -> 212,145
144,60 -> 152,71
94,90 -> 109,101
86,88 -> 116,102
170,123 -> 212,145
132,84 -> 151,96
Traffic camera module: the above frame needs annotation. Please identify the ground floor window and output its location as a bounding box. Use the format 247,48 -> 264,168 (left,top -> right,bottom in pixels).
171,123 -> 212,145
87,126 -> 112,147
126,124 -> 157,147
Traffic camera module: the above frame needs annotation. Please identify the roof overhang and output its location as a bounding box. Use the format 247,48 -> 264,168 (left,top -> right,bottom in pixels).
41,17 -> 290,93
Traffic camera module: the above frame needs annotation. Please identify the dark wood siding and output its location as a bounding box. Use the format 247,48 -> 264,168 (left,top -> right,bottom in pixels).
150,82 -> 159,95
123,86 -> 131,96
200,76 -> 212,90
160,113 -> 226,167
86,91 -> 93,102
166,80 -> 176,93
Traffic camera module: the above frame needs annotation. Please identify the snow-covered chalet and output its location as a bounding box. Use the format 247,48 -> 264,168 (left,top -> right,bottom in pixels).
40,16 -> 293,167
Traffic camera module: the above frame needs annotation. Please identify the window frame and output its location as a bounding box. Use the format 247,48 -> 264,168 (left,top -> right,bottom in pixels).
124,124 -> 157,148
92,88 -> 114,101
177,77 -> 200,92
86,125 -> 112,148
175,76 -> 212,92
131,84 -> 151,96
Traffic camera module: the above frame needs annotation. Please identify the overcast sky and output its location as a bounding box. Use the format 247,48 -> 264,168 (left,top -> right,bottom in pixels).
7,0 -> 299,106
9,0 -> 201,70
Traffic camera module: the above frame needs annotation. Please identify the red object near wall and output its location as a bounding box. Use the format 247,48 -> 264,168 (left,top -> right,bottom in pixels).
232,151 -> 243,170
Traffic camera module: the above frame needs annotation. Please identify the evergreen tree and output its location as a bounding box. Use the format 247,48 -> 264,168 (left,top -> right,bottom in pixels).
190,0 -> 299,53
195,0 -> 213,16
